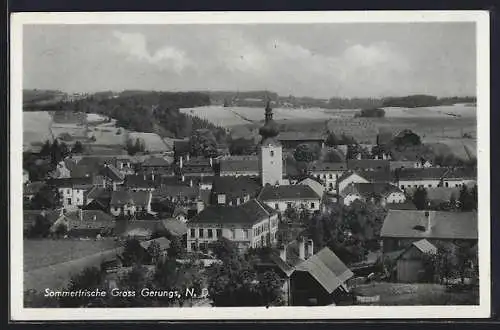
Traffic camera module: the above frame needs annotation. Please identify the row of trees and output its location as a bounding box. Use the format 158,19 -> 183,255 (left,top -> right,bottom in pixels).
412,185 -> 478,211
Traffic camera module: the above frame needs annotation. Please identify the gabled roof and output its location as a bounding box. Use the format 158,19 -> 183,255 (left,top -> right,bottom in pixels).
142,156 -> 171,167
341,182 -> 403,198
298,178 -> 325,198
358,170 -> 393,183
63,210 -> 115,229
308,161 -> 347,172
114,219 -> 163,238
258,184 -> 321,201
389,161 -> 417,171
219,156 -> 259,173
124,174 -> 159,189
48,177 -> 93,188
154,184 -> 200,199
189,199 -> 276,225
86,187 -> 111,200
411,239 -> 437,255
110,190 -> 151,206
347,159 -> 390,171
294,247 -> 353,294
380,210 -> 478,240
252,252 -> 295,277
397,167 -> 448,180
443,167 -> 477,180
162,218 -> 188,236
212,176 -> 261,197
100,164 -> 125,182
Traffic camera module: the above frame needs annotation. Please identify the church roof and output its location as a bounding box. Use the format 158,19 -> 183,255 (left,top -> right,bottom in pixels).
259,100 -> 280,145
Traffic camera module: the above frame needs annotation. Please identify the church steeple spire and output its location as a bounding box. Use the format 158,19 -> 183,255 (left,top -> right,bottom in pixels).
259,98 -> 280,144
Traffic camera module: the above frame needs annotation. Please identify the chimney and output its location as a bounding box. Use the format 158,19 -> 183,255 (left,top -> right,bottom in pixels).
196,201 -> 205,214
79,209 -> 83,222
190,179 -> 193,187
298,237 -> 306,260
179,156 -> 183,169
209,157 -> 213,167
181,175 -> 185,182
112,182 -> 117,191
151,172 -> 155,181
279,244 -> 287,262
425,211 -> 431,233
93,215 -> 97,221
143,173 -> 146,180
306,239 -> 314,259
186,154 -> 190,161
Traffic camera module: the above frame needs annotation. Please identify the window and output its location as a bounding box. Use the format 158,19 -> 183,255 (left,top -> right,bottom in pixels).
67,189 -> 70,194
270,150 -> 274,157
329,174 -> 333,179
199,228 -> 204,238
401,185 -> 405,189
311,202 -> 315,209
287,202 -> 292,209
243,230 -> 249,239
216,229 -> 222,238
445,182 -> 449,187
191,243 -> 197,251
428,184 -> 432,188
230,229 -> 235,239
275,203 -> 279,210
67,198 -> 72,205
190,228 -> 195,238
208,229 -> 213,238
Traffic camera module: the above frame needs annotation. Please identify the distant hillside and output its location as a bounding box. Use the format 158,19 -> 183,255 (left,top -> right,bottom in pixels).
24,91 -> 224,140
23,89 -> 67,107
382,95 -> 476,108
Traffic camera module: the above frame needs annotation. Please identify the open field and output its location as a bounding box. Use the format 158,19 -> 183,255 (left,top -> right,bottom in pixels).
24,239 -> 123,291
24,239 -> 120,272
23,111 -> 53,148
351,282 -> 478,305
128,132 -> 172,153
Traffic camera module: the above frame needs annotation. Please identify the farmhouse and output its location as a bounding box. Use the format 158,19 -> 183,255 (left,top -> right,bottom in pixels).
110,190 -> 152,216
140,156 -> 173,176
396,167 -> 448,190
340,182 -> 406,206
258,184 -> 321,212
50,209 -> 115,238
380,210 -> 478,254
336,171 -> 370,193
49,177 -> 94,210
290,247 -> 353,306
180,157 -> 214,178
187,199 -> 279,253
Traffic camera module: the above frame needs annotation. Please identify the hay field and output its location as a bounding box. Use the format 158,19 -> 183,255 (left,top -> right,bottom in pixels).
128,132 -> 171,152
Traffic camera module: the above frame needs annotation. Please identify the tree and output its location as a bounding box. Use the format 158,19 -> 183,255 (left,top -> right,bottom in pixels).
40,140 -> 52,156
256,270 -> 284,306
27,213 -> 53,238
210,237 -> 238,262
393,129 -> 422,148
120,238 -> 148,266
459,185 -> 476,211
167,236 -> 184,259
228,137 -> 256,155
412,187 -> 429,210
190,129 -> 218,158
325,132 -> 340,147
356,108 -> 385,118
59,267 -> 107,307
30,186 -> 61,210
54,222 -> 68,238
293,143 -> 320,163
71,140 -> 84,154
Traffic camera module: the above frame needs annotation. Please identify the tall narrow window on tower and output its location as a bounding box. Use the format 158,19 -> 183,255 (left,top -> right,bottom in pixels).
258,99 -> 283,186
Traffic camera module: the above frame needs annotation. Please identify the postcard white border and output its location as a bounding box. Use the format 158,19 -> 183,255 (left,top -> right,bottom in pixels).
10,10 -> 491,320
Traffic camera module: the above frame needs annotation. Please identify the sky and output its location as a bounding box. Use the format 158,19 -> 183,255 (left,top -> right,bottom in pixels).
23,23 -> 476,98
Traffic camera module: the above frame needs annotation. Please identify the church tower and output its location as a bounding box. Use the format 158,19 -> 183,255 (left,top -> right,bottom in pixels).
259,99 -> 283,186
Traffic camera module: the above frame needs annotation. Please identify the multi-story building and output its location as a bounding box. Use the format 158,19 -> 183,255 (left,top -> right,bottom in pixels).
186,199 -> 279,254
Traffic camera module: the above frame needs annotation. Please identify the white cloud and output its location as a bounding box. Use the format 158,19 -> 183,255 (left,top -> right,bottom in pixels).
112,31 -> 194,73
